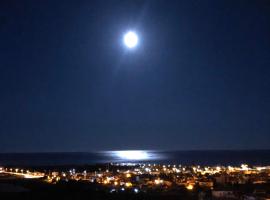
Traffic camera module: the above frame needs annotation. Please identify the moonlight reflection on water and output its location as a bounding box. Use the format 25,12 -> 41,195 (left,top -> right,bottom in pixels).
105,150 -> 162,161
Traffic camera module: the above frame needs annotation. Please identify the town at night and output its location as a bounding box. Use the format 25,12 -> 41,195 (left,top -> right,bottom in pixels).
1,0 -> 270,199
1,161 -> 270,199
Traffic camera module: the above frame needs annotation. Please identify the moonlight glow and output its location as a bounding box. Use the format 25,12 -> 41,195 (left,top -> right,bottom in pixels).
105,150 -> 163,161
123,31 -> 138,48
116,151 -> 149,160
108,150 -> 152,160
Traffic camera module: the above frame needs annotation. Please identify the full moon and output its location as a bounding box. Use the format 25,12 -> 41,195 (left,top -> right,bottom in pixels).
123,31 -> 138,48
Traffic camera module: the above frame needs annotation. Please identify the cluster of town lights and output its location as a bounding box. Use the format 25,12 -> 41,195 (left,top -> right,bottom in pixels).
1,163 -> 270,194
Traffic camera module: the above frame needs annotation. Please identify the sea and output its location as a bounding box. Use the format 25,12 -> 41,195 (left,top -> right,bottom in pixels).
0,150 -> 270,167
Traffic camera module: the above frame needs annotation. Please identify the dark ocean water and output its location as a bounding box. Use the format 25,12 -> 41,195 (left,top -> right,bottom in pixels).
0,150 -> 270,166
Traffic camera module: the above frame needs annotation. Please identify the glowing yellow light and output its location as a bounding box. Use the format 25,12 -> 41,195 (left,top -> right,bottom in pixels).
186,184 -> 194,190
154,179 -> 163,185
256,167 -> 266,171
125,182 -> 132,187
126,173 -> 131,178
114,181 -> 118,186
24,174 -> 44,179
241,164 -> 248,170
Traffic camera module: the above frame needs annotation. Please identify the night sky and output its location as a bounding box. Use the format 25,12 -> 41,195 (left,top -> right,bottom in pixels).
1,0 -> 270,152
